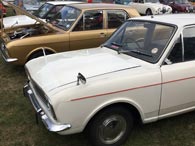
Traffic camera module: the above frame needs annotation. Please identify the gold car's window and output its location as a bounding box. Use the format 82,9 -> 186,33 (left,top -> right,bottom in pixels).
34,3 -> 53,18
49,6 -> 81,31
73,10 -> 103,31
107,10 -> 129,29
46,5 -> 64,19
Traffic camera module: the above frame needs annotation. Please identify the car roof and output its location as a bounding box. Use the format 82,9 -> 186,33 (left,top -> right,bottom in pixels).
68,3 -> 136,10
46,1 -> 84,5
131,14 -> 195,27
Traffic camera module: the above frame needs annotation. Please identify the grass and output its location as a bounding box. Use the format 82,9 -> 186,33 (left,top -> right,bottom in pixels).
1,6 -> 195,146
0,56 -> 195,146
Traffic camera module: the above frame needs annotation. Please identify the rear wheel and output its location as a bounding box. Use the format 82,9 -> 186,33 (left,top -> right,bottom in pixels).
146,9 -> 152,15
87,106 -> 134,146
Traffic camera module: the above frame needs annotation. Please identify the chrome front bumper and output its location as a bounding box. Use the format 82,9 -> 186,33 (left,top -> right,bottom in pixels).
0,43 -> 18,62
23,82 -> 71,132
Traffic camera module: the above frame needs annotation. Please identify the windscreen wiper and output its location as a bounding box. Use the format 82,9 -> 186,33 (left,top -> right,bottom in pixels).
130,50 -> 152,57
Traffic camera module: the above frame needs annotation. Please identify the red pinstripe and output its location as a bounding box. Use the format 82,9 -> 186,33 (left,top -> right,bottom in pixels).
70,76 -> 195,102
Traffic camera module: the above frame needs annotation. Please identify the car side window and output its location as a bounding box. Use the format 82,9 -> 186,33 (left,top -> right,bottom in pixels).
73,10 -> 103,31
107,10 -> 129,29
166,26 -> 195,64
183,27 -> 195,61
166,37 -> 182,64
46,5 -> 64,19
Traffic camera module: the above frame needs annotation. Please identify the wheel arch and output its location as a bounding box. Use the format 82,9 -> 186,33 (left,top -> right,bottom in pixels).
145,8 -> 153,15
26,47 -> 56,62
83,98 -> 144,132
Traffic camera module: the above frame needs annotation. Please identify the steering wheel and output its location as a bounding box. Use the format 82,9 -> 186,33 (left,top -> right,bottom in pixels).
124,37 -> 144,50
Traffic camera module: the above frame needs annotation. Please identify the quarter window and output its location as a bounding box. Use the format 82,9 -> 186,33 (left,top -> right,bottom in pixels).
107,10 -> 129,29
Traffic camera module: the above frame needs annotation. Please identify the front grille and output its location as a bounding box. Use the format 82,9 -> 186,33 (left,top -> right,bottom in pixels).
32,80 -> 48,103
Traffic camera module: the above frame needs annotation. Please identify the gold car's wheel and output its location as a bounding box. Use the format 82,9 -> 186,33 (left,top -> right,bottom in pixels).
87,106 -> 133,146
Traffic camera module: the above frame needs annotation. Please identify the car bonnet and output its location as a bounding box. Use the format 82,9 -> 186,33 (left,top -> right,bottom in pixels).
2,0 -> 57,31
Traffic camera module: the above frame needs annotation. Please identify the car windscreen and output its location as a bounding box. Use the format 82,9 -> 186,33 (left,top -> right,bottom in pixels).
49,6 -> 81,31
103,20 -> 176,63
33,3 -> 54,18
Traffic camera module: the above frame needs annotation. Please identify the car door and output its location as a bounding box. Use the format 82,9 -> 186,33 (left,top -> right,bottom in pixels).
106,10 -> 130,39
69,10 -> 107,51
160,26 -> 195,117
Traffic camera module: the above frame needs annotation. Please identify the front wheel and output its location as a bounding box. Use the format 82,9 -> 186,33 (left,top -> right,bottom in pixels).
87,106 -> 134,146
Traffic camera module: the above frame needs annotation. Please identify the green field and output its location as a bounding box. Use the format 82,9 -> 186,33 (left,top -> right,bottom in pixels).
0,57 -> 195,146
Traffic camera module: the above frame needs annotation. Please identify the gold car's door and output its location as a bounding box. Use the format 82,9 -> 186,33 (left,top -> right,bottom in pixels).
160,27 -> 195,118
69,10 -> 107,50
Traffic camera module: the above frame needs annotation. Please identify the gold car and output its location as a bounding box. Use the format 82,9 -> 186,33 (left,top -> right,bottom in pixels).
0,3 -> 140,65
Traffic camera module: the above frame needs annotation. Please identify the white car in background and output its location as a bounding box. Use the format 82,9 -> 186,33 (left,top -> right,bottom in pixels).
2,1 -> 83,29
23,0 -> 46,13
2,0 -> 45,10
129,0 -> 172,15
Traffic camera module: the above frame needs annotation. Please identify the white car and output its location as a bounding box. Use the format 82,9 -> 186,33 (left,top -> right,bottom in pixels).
24,14 -> 195,146
129,0 -> 172,15
23,0 -> 46,13
2,1 -> 83,29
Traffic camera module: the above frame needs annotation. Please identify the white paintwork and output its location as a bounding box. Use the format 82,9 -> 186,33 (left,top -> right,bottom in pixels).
28,52 -> 140,92
3,15 -> 38,28
129,1 -> 172,15
2,1 -> 82,29
25,14 -> 195,135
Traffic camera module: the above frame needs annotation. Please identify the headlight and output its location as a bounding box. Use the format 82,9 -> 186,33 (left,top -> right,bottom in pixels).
1,43 -> 9,57
46,99 -> 57,120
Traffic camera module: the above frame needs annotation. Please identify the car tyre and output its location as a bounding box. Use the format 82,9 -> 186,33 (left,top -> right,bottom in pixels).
146,9 -> 152,15
87,106 -> 133,146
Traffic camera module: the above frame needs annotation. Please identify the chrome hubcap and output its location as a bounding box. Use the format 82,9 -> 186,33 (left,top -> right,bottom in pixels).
99,115 -> 127,144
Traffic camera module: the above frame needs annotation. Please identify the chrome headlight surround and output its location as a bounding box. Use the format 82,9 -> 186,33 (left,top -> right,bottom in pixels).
1,43 -> 9,57
45,96 -> 57,120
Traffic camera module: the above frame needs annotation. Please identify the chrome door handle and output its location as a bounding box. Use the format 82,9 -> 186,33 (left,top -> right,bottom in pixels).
100,33 -> 106,37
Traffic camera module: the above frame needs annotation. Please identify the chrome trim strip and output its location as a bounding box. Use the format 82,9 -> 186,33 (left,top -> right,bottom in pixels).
0,43 -> 18,62
23,82 -> 71,132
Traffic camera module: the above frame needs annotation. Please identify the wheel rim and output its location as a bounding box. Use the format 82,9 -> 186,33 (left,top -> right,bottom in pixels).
98,115 -> 127,144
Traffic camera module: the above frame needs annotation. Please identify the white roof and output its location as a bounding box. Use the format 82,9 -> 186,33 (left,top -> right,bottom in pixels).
46,1 -> 84,5
131,14 -> 195,27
